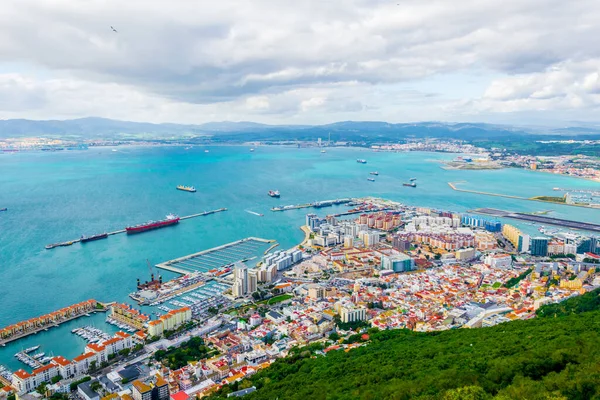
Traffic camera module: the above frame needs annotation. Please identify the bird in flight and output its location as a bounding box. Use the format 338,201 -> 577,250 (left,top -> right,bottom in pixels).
110,26 -> 118,33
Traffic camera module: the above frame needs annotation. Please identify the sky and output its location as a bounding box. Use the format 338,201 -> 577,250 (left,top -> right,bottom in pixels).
0,0 -> 599,126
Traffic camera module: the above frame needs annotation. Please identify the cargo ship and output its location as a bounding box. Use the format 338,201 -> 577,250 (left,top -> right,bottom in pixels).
177,185 -> 196,192
126,214 -> 180,234
403,182 -> 417,188
356,159 -> 367,164
370,171 -> 379,175
268,190 -> 280,198
80,233 -> 108,243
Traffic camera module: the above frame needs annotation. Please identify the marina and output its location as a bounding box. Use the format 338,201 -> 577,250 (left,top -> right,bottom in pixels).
44,208 -> 228,250
155,237 -> 274,275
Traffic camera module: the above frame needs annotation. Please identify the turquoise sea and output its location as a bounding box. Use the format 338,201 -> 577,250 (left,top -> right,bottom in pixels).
1,145 -> 599,370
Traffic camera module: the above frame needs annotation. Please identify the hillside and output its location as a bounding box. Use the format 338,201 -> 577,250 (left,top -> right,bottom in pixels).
209,289 -> 600,400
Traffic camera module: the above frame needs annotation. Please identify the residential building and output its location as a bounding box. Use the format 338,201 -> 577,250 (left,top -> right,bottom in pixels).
131,375 -> 169,400
340,306 -> 367,323
530,237 -> 549,257
380,254 -> 414,273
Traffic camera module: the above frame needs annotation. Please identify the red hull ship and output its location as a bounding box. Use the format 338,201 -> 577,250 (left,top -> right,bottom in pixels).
126,214 -> 180,234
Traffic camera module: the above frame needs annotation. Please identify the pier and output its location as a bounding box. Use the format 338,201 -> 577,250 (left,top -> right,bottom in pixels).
271,198 -> 352,212
471,208 -> 600,233
156,237 -> 275,275
44,208 -> 228,250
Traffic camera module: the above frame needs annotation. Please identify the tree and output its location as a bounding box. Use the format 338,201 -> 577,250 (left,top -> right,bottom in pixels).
119,348 -> 131,357
89,360 -> 97,373
51,375 -> 63,384
36,383 -> 47,396
90,381 -> 101,392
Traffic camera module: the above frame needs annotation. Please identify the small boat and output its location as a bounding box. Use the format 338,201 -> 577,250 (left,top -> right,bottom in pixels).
356,159 -> 367,164
321,150 -> 326,153
410,177 -> 417,181
204,150 -> 209,153
268,190 -> 280,198
250,148 -> 255,152
403,182 -> 417,188
370,171 -> 378,175
177,185 -> 197,193
24,346 -> 39,353
367,178 -> 375,182
0,208 -> 7,212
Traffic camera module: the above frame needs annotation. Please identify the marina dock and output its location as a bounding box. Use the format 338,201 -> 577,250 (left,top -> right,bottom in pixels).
156,237 -> 275,274
44,208 -> 228,250
471,208 -> 600,233
271,198 -> 352,212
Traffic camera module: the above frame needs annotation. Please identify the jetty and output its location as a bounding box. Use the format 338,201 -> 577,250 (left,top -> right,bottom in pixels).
271,198 -> 352,212
156,237 -> 275,274
44,208 -> 228,250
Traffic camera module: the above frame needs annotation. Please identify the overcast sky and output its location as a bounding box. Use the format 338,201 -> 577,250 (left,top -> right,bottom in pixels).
0,0 -> 598,125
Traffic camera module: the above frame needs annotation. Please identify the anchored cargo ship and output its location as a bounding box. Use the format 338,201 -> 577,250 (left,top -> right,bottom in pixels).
356,159 -> 367,164
268,190 -> 280,198
126,214 -> 180,234
80,233 -> 108,243
177,185 -> 196,192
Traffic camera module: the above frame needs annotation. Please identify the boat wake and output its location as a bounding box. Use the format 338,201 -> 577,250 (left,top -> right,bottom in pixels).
245,210 -> 264,217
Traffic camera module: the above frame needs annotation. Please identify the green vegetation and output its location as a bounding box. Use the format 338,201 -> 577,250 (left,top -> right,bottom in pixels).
95,303 -> 105,310
208,290 -> 600,400
50,374 -> 62,384
154,336 -> 214,369
530,196 -> 566,203
70,376 -> 91,391
257,294 -> 293,305
503,268 -> 532,288
536,288 -> 600,318
50,393 -> 69,400
334,316 -> 370,331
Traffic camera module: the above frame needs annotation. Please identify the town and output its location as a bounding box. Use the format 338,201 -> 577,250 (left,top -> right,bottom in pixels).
1,197 -> 599,400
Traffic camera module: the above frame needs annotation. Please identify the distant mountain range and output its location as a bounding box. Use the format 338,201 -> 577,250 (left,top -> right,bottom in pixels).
1,117 -> 600,142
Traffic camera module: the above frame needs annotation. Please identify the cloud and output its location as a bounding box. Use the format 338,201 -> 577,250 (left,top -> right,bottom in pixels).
0,0 -> 598,124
